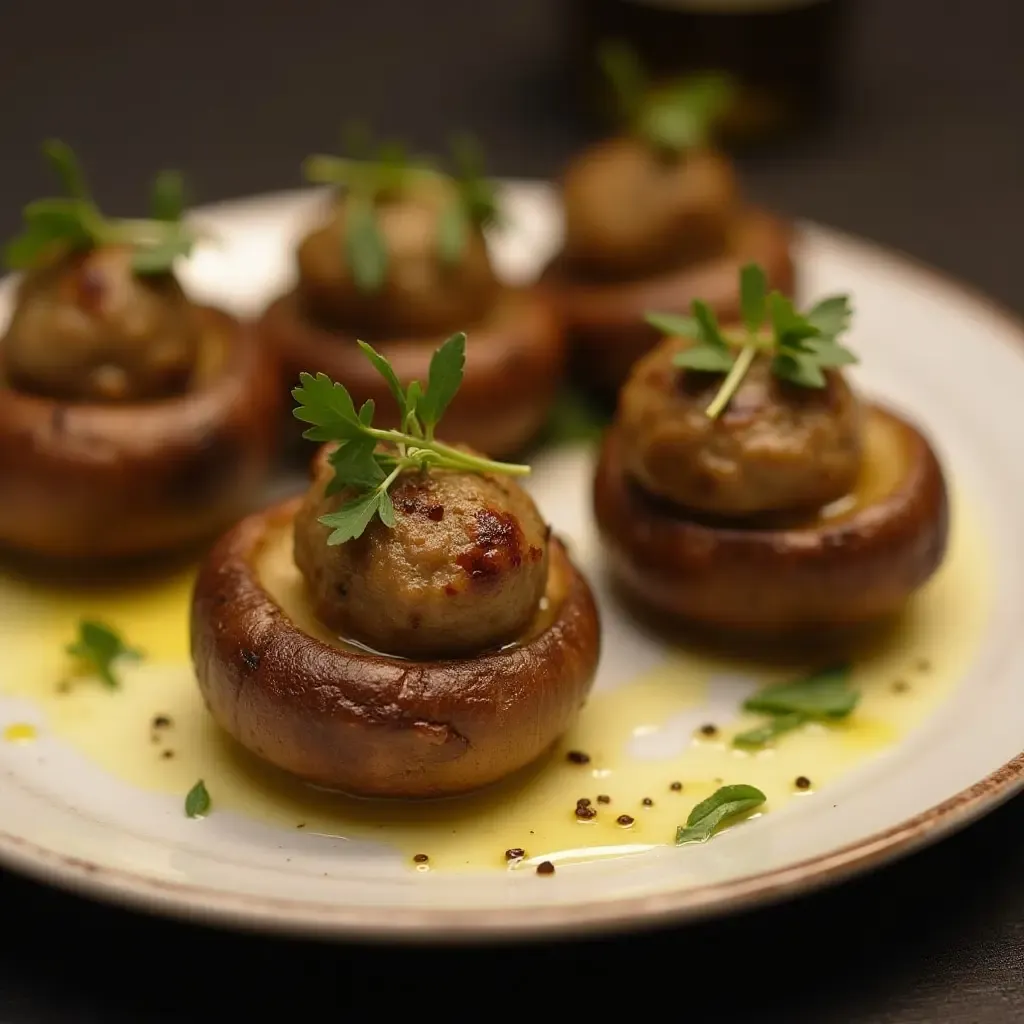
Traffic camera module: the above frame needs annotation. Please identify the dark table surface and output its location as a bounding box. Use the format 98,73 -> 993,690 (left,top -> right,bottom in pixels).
0,1 -> 1022,1020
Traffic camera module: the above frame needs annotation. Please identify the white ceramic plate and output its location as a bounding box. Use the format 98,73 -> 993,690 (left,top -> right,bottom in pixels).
0,181 -> 1022,942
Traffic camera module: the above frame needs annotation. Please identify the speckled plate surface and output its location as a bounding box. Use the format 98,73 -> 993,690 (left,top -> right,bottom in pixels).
0,182 -> 1021,942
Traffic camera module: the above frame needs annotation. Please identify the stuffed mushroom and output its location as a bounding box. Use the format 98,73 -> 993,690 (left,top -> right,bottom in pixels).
191,333 -> 600,798
593,263 -> 949,636
258,135 -> 564,459
543,46 -> 795,398
0,141 -> 280,562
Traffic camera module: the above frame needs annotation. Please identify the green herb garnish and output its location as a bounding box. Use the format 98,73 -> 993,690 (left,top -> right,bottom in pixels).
645,262 -> 855,419
598,40 -> 734,156
5,139 -> 197,275
733,664 -> 859,751
303,130 -> 499,291
732,712 -> 807,751
292,331 -> 529,544
65,620 -> 142,690
675,784 -> 766,845
185,779 -> 211,818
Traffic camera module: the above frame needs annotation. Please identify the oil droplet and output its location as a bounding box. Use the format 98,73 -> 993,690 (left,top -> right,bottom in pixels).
3,723 -> 37,743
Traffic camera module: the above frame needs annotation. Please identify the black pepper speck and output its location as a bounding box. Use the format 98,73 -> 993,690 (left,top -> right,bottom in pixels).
505,847 -> 525,861
566,750 -> 591,765
617,814 -> 634,826
795,776 -> 812,790
536,861 -> 555,875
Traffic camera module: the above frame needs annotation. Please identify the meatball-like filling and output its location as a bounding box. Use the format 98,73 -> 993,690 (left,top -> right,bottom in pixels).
293,452 -> 550,659
296,182 -> 499,338
561,138 -> 738,281
618,336 -> 864,516
3,245 -> 200,402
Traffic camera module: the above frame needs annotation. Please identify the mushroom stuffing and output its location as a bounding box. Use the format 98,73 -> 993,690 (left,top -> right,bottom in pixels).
191,333 -> 601,797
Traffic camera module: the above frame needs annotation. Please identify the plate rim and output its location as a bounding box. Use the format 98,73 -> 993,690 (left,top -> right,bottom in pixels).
2,188 -> 1023,943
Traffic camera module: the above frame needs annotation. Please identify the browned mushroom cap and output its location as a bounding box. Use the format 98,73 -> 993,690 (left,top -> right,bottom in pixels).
544,207 -> 795,398
190,497 -> 601,798
593,404 -> 949,635
0,307 -> 281,562
258,285 -> 565,459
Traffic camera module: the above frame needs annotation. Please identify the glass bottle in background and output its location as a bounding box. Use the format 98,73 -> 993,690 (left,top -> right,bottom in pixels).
567,0 -> 848,146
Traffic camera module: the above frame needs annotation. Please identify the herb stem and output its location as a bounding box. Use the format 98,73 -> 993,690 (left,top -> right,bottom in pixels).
706,341 -> 757,420
376,463 -> 405,495
303,154 -> 439,189
359,426 -> 530,476
427,438 -> 531,476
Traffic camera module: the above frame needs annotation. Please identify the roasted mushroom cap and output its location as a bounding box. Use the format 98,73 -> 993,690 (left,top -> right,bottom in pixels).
259,285 -> 564,459
191,497 -> 601,798
295,183 -> 500,339
294,446 -> 550,659
3,245 -> 201,403
0,307 -> 280,561
593,404 -> 949,634
617,336 -> 863,516
545,208 -> 795,398
561,139 -> 739,281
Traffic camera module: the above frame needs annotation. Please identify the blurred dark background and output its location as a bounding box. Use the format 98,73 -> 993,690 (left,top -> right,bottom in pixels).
0,1 -> 1022,1021
0,0 -> 1021,309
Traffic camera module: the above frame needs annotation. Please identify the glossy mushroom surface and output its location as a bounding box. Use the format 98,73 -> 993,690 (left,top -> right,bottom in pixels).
260,286 -> 564,459
0,306 -> 281,561
593,404 -> 949,634
191,497 -> 601,798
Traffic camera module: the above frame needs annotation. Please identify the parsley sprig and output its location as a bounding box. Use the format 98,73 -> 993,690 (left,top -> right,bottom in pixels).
598,41 -> 734,156
303,129 -> 500,293
5,140 -> 197,275
645,262 -> 856,419
675,784 -> 766,845
65,619 -> 142,690
292,331 -> 529,545
733,664 -> 860,750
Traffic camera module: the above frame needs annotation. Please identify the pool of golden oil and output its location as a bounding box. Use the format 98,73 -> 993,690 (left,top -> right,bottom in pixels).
0,490 -> 991,873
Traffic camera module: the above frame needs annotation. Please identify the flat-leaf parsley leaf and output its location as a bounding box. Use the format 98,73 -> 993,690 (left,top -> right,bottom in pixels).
65,620 -> 142,690
5,140 -> 198,275
292,332 -> 530,545
185,780 -> 211,818
675,784 -> 766,845
645,262 -> 856,419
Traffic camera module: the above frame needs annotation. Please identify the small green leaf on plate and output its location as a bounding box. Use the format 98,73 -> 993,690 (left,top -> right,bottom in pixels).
185,780 -> 211,818
675,784 -> 766,845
